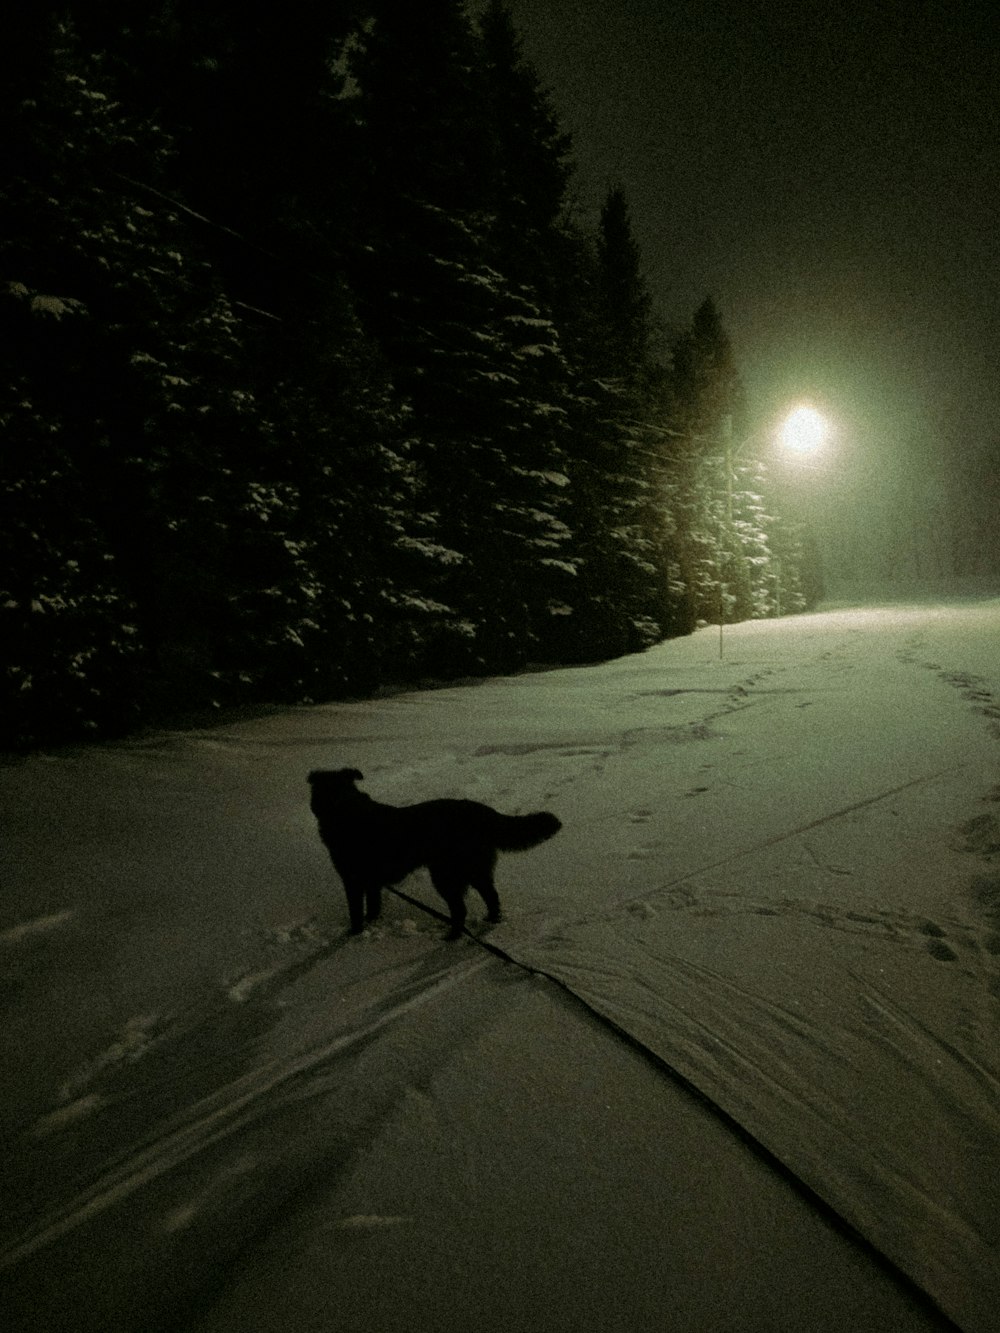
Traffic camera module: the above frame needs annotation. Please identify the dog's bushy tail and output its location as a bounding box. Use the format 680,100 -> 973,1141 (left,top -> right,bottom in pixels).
492,810 -> 562,852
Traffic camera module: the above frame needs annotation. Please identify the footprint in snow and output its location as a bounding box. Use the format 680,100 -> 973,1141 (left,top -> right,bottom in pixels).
918,920 -> 958,963
627,900 -> 657,920
627,844 -> 659,861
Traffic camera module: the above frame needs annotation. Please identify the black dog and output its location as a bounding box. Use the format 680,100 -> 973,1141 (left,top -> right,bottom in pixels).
308,768 -> 561,938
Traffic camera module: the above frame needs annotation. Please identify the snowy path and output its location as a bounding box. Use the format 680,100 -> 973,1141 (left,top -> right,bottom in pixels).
2,601 -> 998,1330
495,605 -> 1000,1332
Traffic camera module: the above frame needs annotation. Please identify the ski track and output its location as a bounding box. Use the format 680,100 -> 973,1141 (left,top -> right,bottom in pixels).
1,948 -> 494,1269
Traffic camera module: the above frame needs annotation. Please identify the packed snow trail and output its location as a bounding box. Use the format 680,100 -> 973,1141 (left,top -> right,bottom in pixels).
2,600 -> 998,1330
482,604 -> 1000,1332
499,604 -> 1000,1332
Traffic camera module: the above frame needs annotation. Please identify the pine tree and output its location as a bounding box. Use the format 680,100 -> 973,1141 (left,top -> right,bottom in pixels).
478,1 -> 575,303
555,185 -> 677,659
595,187 -> 654,385
344,0 -> 580,672
670,298 -> 741,429
668,298 -> 750,626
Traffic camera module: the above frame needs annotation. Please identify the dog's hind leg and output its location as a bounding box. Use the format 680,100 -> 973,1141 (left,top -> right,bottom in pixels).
343,881 -> 367,934
471,858 -> 501,924
429,867 -> 468,939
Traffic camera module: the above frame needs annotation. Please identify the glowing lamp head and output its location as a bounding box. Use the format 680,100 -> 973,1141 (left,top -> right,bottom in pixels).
779,405 -> 830,456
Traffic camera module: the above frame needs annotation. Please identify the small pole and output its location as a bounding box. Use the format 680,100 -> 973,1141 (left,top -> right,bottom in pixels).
718,508 -> 726,659
719,415 -> 734,658
719,573 -> 724,656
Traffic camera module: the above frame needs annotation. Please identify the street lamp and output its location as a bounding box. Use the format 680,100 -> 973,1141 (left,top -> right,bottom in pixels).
716,405 -> 831,655
778,404 -> 831,457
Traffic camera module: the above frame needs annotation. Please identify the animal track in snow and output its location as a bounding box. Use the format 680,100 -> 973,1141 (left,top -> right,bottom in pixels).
936,669 -> 1000,739
627,843 -> 660,862
953,812 -> 1000,857
918,920 -> 958,963
621,882 -> 1000,976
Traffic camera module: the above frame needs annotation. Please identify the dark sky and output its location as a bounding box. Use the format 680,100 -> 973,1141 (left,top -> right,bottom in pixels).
491,0 -> 999,466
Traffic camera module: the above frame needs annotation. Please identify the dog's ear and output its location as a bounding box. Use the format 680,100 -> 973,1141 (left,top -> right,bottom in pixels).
344,768 -> 364,783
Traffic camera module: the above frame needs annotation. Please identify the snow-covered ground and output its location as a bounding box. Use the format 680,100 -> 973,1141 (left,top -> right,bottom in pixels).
2,600 -> 998,1331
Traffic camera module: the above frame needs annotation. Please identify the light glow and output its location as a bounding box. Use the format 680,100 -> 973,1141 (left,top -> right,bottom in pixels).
779,404 -> 830,455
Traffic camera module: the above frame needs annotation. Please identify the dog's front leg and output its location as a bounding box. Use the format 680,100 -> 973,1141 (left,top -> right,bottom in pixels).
430,867 -> 467,940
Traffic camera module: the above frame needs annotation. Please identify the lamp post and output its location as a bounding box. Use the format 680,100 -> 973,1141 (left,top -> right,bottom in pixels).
716,415 -> 736,657
716,404 -> 830,657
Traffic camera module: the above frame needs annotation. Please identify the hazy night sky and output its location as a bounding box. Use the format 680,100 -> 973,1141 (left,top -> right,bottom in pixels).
493,0 -> 999,470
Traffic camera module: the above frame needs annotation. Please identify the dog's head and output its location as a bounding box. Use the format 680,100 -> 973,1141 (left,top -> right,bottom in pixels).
307,768 -> 365,815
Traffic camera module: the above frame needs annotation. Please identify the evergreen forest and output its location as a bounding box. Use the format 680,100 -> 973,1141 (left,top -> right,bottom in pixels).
2,1 -> 824,749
